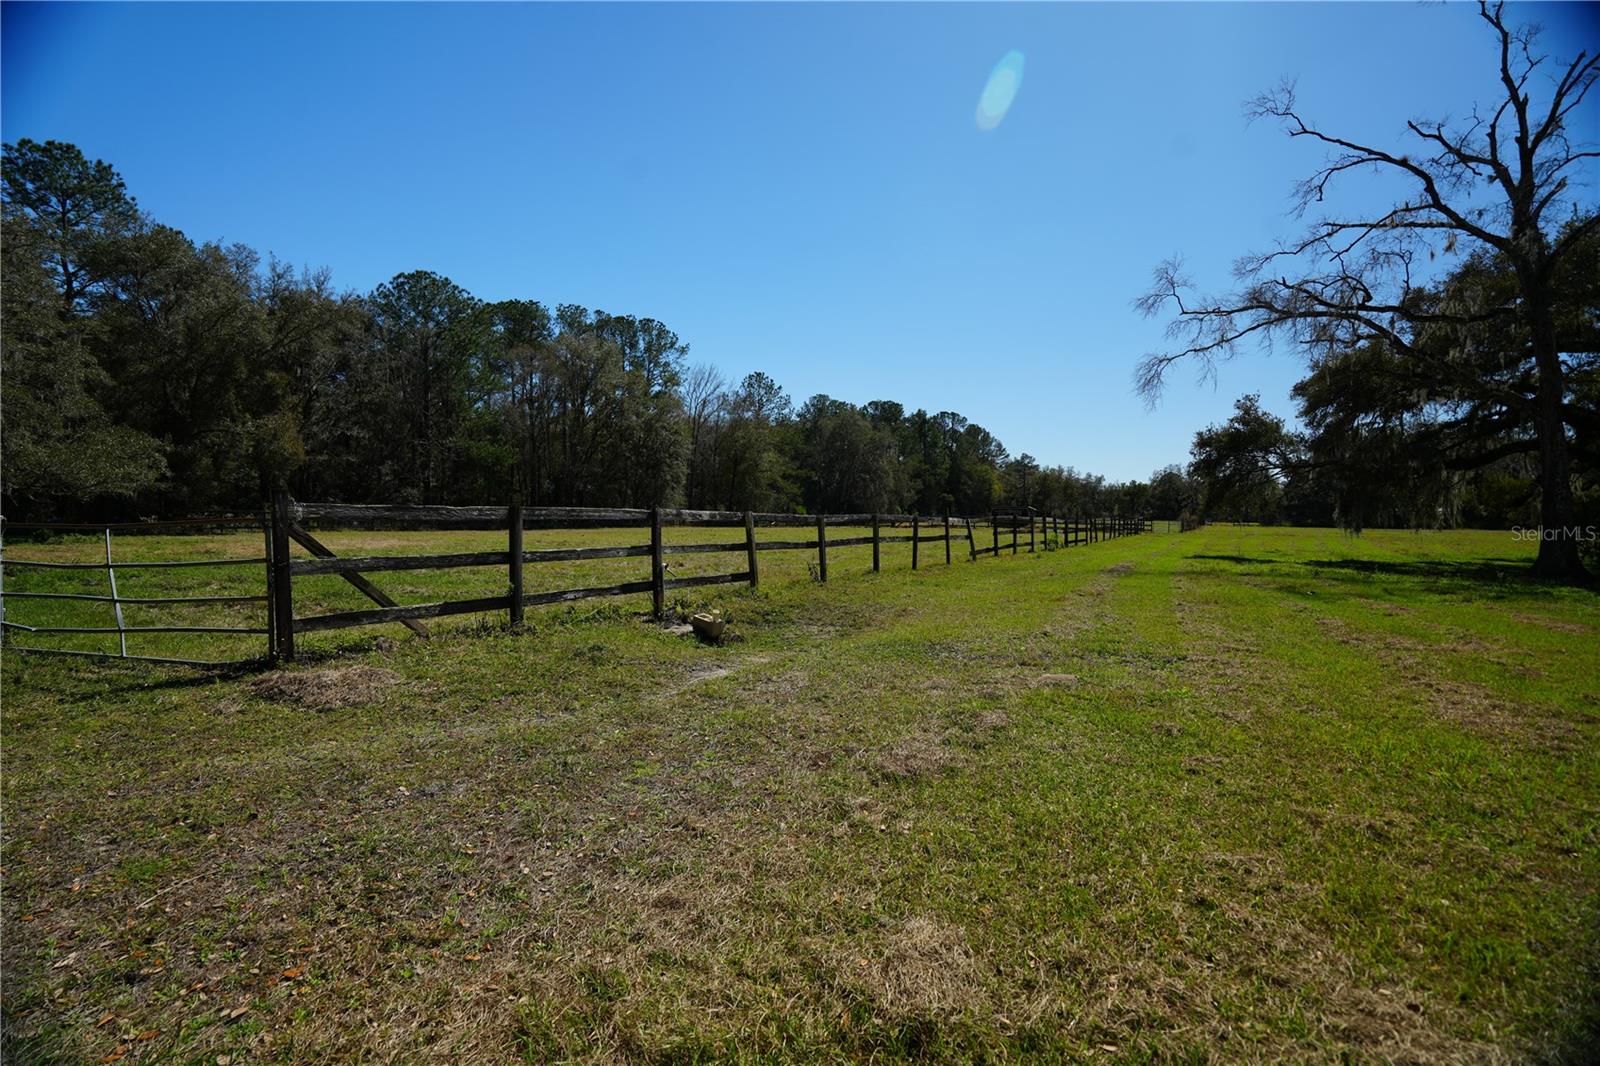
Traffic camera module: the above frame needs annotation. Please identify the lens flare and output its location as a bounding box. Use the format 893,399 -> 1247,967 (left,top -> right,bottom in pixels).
976,49 -> 1025,131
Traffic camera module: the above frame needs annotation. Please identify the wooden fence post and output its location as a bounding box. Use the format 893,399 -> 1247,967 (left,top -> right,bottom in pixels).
650,506 -> 665,619
966,518 -> 977,561
912,514 -> 919,570
944,514 -> 952,565
260,508 -> 276,659
991,513 -> 999,558
1029,511 -> 1036,553
816,514 -> 828,582
872,513 -> 881,572
508,497 -> 524,626
745,511 -> 759,589
270,487 -> 295,662
1011,516 -> 1019,555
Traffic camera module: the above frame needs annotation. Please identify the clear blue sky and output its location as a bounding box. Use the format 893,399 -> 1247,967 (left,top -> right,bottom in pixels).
4,2 -> 1595,481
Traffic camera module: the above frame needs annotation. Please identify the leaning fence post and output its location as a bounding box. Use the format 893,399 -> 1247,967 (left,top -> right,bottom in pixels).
650,506 -> 665,619
871,513 -> 881,573
270,487 -> 295,662
912,514 -> 920,570
508,496 -> 524,626
944,514 -> 952,565
966,518 -> 977,561
744,510 -> 759,589
816,513 -> 828,582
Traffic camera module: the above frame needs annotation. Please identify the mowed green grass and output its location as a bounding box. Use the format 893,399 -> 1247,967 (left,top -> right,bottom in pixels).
2,525 -> 1597,1063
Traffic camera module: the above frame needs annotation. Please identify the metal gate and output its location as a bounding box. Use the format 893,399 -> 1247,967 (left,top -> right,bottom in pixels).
0,515 -> 274,669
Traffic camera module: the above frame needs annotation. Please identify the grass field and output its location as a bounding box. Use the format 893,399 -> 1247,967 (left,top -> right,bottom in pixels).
2,525 -> 1597,1062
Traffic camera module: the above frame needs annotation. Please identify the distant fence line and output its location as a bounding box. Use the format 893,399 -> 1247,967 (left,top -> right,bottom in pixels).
2,499 -> 1166,667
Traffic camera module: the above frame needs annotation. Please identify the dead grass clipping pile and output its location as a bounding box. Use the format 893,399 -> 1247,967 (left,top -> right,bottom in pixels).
250,665 -> 401,712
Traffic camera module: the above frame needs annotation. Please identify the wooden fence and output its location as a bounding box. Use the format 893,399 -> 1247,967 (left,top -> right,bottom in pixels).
1,500 -> 1151,666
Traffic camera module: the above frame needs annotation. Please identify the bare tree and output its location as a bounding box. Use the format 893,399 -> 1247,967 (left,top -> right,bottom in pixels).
1136,2 -> 1597,581
681,362 -> 727,507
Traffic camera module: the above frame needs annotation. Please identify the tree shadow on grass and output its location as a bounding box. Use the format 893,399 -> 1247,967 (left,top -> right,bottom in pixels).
1303,558 -> 1537,583
1185,552 -> 1577,594
1190,550 -> 1587,592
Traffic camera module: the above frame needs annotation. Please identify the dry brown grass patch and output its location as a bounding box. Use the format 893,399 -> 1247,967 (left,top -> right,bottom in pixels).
870,729 -> 963,782
843,916 -> 980,1018
1410,675 -> 1580,753
248,665 -> 402,712
1508,611 -> 1593,635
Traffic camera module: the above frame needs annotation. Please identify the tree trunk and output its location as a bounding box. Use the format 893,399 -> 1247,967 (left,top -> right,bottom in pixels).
1525,284 -> 1590,583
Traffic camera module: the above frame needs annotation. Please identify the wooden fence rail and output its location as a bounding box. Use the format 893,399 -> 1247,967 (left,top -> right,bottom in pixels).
2,500 -> 1159,666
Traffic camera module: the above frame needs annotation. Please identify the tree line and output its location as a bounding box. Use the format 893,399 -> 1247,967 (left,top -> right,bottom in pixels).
2,139 -> 1175,523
